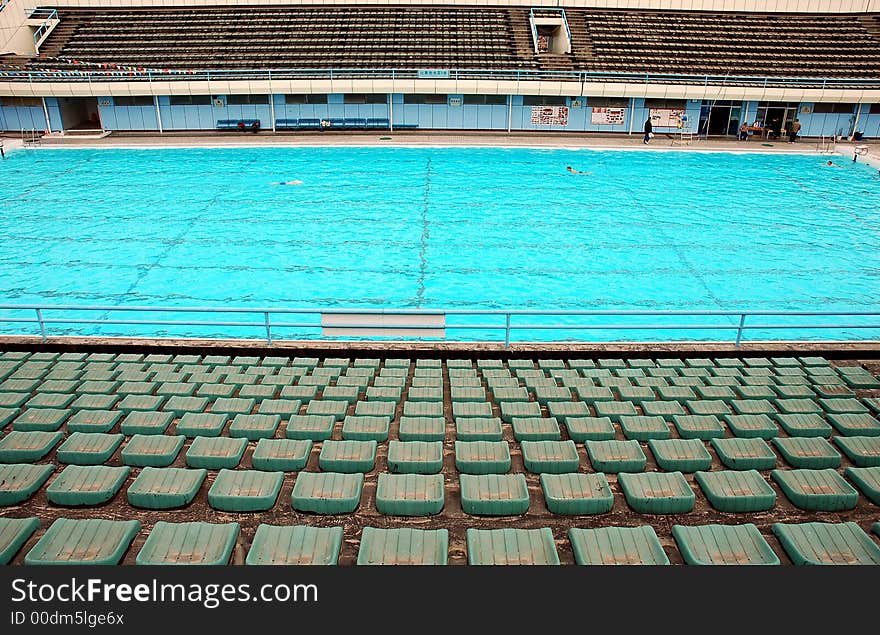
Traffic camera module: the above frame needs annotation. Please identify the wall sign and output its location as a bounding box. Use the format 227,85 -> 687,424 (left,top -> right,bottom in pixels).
591,107 -> 626,125
649,107 -> 685,128
448,97 -> 462,107
97,97 -> 112,107
417,69 -> 450,78
530,106 -> 569,126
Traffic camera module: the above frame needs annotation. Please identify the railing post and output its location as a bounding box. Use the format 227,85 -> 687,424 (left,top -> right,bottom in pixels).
504,313 -> 511,349
264,312 -> 272,345
735,313 -> 746,348
35,308 -> 47,342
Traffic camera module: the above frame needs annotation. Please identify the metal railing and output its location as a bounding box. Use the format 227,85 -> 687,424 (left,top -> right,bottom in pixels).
1,64 -> 880,90
31,8 -> 58,46
1,304 -> 879,347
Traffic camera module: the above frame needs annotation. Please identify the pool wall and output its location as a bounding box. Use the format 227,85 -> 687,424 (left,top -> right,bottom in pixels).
3,95 -> 876,138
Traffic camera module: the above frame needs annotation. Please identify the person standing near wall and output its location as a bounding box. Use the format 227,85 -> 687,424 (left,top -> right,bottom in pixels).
643,117 -> 653,144
788,119 -> 801,143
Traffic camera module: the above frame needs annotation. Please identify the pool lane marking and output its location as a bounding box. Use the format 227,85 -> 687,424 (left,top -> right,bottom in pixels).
416,157 -> 431,307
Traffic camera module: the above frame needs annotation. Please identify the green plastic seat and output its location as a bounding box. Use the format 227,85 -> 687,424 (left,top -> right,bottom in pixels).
455,440 -> 511,474
711,437 -> 776,470
569,526 -> 669,565
285,414 -> 335,440
833,436 -> 880,467
499,401 -> 541,422
121,434 -> 185,467
819,398 -> 868,414
291,472 -> 363,514
46,465 -> 130,506
673,524 -> 779,565
540,473 -> 614,515
67,409 -> 124,433
724,414 -> 778,439
648,438 -> 712,472
844,466 -> 880,505
279,386 -> 317,403
619,415 -> 671,441
593,400 -> 638,422
511,417 -> 561,441
407,387 -> 443,402
585,440 -> 646,473
773,398 -> 822,415
450,387 -> 486,403
573,386 -> 615,403
127,466 -> 206,509
0,463 -> 54,505
618,471 -> 695,514
24,393 -> 76,412
208,469 -> 284,512
25,518 -> 141,565
641,401 -> 686,421
259,398 -> 303,417
185,436 -> 247,469
772,413 -> 833,438
398,416 -> 445,442
771,468 -> 859,512
341,415 -> 390,442
375,473 -> 444,516
251,439 -> 312,472
386,441 -> 443,474
564,416 -> 615,441
306,399 -> 349,421
772,437 -> 841,469
116,394 -> 164,414
0,517 -> 40,564
826,413 -> 880,437
460,474 -> 529,516
695,469 -> 776,512
56,432 -> 124,465
136,521 -> 240,565
0,430 -> 63,462
319,440 -> 377,473
467,528 -> 558,565
228,413 -> 280,440
685,399 -> 732,416
120,411 -> 174,435
246,524 -> 343,565
358,527 -> 448,565
546,400 -> 589,421
455,417 -> 503,441
520,440 -> 579,474
403,401 -> 443,418
672,414 -> 725,439
176,412 -> 228,438
772,521 -> 880,565
13,408 -> 70,432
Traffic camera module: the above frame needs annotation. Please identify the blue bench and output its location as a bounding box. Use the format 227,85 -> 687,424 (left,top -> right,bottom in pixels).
275,119 -> 299,130
365,118 -> 390,129
297,118 -> 322,130
216,119 -> 261,132
395,123 -> 419,129
343,118 -> 368,129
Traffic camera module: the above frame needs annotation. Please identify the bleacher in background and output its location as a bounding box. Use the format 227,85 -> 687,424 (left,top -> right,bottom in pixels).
3,6 -> 878,77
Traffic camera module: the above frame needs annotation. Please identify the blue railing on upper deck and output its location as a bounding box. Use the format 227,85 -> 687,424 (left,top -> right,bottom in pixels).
30,8 -> 58,45
1,304 -> 879,348
0,65 -> 879,90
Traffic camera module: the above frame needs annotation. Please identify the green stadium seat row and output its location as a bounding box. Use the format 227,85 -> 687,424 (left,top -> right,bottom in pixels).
3,517 -> 878,566
3,461 -> 879,514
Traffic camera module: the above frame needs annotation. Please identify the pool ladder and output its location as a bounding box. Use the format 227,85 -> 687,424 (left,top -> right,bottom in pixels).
21,128 -> 42,147
816,135 -> 836,154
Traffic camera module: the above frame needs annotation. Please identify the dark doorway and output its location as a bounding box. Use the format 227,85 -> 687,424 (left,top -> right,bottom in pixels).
58,97 -> 102,131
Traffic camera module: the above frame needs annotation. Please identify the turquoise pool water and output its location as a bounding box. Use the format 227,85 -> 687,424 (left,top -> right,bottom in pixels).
0,146 -> 878,341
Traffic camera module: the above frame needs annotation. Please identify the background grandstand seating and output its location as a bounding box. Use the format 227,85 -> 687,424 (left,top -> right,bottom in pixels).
2,6 -> 880,77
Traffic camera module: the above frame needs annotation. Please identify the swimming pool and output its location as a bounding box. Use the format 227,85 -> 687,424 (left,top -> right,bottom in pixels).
0,145 -> 878,341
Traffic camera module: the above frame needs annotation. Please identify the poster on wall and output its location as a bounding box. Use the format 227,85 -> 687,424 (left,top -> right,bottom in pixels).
531,106 -> 569,126
649,108 -> 686,128
591,107 -> 626,125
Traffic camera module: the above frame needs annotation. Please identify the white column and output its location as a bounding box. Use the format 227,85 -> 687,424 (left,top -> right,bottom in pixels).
627,98 -> 635,135
507,95 -> 512,133
850,103 -> 863,140
389,94 -> 393,132
41,97 -> 52,133
154,95 -> 163,134
270,95 -> 276,133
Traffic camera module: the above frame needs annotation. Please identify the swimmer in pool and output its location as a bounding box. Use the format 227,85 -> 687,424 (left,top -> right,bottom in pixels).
274,179 -> 303,185
566,165 -> 591,175
825,160 -> 840,168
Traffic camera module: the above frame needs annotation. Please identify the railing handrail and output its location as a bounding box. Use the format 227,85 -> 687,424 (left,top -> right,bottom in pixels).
1,63 -> 879,89
1,304 -> 879,348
